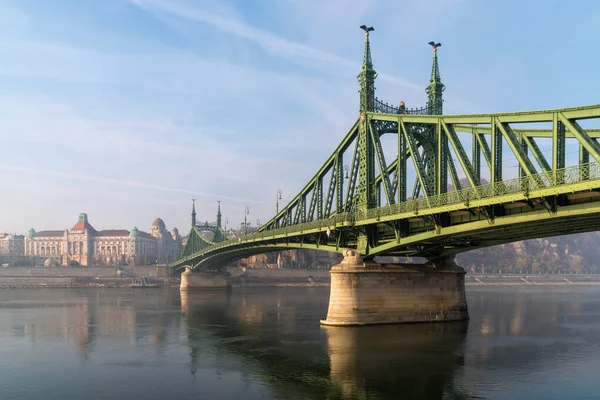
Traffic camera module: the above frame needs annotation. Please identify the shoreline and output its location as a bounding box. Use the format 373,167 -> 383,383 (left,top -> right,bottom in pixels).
1,268 -> 600,289
2,281 -> 600,289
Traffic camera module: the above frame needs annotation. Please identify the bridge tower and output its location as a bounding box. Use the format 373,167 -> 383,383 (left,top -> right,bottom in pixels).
425,42 -> 445,115
320,30 -> 468,326
216,201 -> 222,229
356,26 -> 377,253
191,199 -> 196,227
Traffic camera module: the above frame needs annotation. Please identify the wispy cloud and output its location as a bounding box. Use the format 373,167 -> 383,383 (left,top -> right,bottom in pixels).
0,164 -> 261,204
127,0 -> 421,90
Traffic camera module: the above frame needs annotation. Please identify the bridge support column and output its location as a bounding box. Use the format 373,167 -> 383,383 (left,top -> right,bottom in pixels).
180,267 -> 231,290
320,250 -> 468,326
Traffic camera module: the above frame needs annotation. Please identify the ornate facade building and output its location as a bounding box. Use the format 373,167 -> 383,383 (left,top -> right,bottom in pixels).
0,233 -> 24,256
23,213 -> 182,266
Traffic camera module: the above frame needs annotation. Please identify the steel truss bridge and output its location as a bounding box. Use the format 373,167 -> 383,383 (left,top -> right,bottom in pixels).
173,29 -> 600,270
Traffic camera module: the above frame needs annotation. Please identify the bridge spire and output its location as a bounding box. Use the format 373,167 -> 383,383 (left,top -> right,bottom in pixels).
356,25 -> 378,254
216,200 -> 222,229
426,41 -> 445,115
358,25 -> 376,113
191,199 -> 196,227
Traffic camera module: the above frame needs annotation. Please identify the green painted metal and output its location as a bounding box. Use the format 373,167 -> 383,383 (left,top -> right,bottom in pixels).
523,136 -> 551,172
173,29 -> 600,271
426,43 -> 445,115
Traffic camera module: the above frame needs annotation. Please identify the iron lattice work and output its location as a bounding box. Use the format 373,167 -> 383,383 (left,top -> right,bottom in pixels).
174,29 -> 600,271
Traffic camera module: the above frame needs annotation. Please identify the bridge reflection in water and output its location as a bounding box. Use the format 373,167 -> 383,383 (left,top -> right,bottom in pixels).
324,323 -> 468,399
180,289 -> 470,399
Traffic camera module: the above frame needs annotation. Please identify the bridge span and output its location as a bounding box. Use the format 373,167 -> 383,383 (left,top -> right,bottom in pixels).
173,27 -> 600,326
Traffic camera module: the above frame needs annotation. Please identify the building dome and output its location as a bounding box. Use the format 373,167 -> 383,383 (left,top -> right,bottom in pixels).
25,228 -> 36,238
129,227 -> 140,237
152,218 -> 166,230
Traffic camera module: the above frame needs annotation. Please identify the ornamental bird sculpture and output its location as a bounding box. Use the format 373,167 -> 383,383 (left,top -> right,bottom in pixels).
428,41 -> 442,50
360,25 -> 374,33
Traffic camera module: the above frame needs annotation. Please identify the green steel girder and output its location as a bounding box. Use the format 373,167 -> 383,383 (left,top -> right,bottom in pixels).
306,182 -> 318,222
324,158 -> 337,218
447,153 -> 462,192
495,118 -> 539,179
559,114 -> 600,163
491,119 -> 502,185
472,131 -> 481,182
436,121 -> 447,195
336,154 -> 344,213
401,121 -> 431,201
523,136 -> 551,172
443,121 -> 480,188
475,133 -> 492,169
369,104 -> 600,124
455,125 -> 600,139
553,118 -> 566,173
398,126 -> 407,203
346,136 -> 360,211
369,122 -> 394,205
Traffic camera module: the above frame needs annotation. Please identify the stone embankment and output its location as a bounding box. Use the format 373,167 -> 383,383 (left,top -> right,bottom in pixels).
2,266 -> 600,288
0,266 -> 174,288
229,267 -> 330,287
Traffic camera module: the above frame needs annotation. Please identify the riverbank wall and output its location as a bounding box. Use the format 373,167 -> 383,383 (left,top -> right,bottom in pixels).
1,267 -> 600,288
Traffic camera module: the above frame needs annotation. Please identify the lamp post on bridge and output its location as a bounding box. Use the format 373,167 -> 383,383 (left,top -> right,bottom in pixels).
344,165 -> 349,179
276,189 -> 282,214
244,206 -> 250,236
224,217 -> 228,231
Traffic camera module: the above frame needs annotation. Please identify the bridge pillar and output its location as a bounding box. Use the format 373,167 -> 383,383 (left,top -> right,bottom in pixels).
320,250 -> 468,326
180,267 -> 231,290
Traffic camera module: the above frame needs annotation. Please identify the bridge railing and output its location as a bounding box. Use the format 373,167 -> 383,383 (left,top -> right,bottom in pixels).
373,98 -> 429,115
187,162 -> 600,256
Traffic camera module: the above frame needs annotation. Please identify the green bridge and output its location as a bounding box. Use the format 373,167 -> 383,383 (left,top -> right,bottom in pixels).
173,29 -> 600,273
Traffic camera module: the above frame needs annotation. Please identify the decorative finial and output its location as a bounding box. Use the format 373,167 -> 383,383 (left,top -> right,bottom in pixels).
428,41 -> 442,53
191,198 -> 197,227
359,25 -> 374,36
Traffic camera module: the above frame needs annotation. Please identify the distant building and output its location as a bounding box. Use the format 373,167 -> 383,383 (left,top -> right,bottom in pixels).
150,218 -> 182,264
23,213 -> 182,266
0,233 -> 24,256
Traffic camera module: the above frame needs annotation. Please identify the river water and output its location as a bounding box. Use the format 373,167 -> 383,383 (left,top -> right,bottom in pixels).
1,286 -> 599,400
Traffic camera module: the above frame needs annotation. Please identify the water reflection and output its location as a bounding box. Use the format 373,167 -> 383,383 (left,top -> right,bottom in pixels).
179,289 -> 472,399
1,287 -> 600,399
0,289 -> 182,360
324,323 -> 468,399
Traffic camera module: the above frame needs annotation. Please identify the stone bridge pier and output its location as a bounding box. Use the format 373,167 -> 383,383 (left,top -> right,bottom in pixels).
320,250 -> 469,326
180,266 -> 231,290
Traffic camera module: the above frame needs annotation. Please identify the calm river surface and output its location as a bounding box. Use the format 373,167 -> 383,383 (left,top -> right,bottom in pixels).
1,286 -> 600,400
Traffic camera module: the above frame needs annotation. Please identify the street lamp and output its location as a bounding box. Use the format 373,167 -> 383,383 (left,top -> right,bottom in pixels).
276,189 -> 283,214
344,165 -> 350,179
224,217 -> 228,231
244,206 -> 250,235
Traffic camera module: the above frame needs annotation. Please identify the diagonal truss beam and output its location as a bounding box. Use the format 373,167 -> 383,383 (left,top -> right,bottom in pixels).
401,121 -> 430,201
523,136 -> 551,172
559,113 -> 600,163
443,121 -> 480,188
369,123 -> 394,205
495,117 -> 539,178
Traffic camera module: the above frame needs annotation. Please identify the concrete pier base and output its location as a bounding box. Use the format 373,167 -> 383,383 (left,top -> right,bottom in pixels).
320,250 -> 469,326
180,267 -> 231,290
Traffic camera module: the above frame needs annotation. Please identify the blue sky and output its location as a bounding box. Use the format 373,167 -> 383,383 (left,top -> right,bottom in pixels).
1,0 -> 599,234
